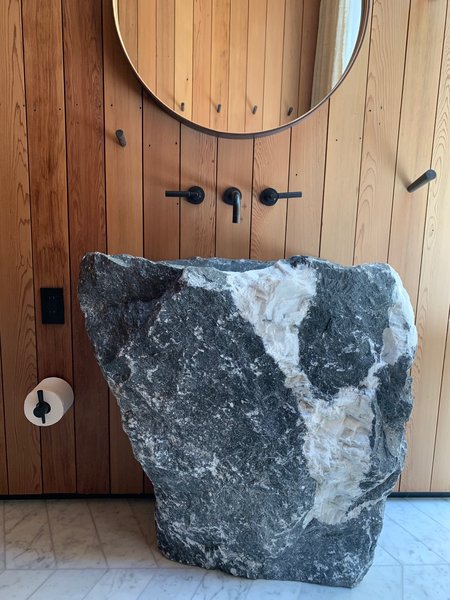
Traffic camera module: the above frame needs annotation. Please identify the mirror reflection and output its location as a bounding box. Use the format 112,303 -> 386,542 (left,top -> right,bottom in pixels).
114,0 -> 366,135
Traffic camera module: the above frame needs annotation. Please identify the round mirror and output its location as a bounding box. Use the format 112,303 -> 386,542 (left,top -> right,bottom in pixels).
113,0 -> 370,137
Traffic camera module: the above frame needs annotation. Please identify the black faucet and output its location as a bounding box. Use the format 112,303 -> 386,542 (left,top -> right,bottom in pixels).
223,187 -> 241,224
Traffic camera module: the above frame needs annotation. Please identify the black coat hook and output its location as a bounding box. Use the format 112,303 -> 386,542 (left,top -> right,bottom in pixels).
217,104 -> 222,113
252,105 -> 258,114
407,169 -> 436,193
180,102 -> 185,112
115,129 -> 127,147
287,106 -> 294,116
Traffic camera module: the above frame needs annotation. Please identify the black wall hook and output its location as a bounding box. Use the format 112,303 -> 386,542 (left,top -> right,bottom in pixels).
407,169 -> 437,193
115,129 -> 127,147
287,106 -> 294,116
252,105 -> 258,114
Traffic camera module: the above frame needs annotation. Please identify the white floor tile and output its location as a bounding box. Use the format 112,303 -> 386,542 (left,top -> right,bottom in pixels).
4,501 -> 55,569
128,499 -> 185,569
0,503 -> 4,570
409,498 -> 450,531
88,500 -> 157,569
386,499 -> 450,562
245,578 -> 302,599
0,570 -> 51,600
373,544 -> 400,566
299,566 -> 403,600
193,570 -> 252,600
27,569 -> 106,600
46,500 -> 107,569
83,569 -> 154,600
403,564 -> 450,600
138,568 -> 205,600
378,514 -> 446,565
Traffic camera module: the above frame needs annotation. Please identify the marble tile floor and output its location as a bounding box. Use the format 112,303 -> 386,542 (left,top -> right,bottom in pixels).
0,497 -> 449,599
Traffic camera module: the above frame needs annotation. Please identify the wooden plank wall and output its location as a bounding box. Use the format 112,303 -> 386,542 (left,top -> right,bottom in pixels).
0,0 -> 449,494
118,0 -> 321,133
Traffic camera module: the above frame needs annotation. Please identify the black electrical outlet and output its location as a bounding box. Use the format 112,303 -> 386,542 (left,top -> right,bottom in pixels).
41,288 -> 65,324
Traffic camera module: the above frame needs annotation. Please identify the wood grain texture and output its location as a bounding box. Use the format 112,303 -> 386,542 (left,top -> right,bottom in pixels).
0,339 -> 8,494
320,8 -> 372,265
262,0 -> 285,130
156,0 -> 175,109
228,0 -> 249,132
63,0 -> 110,494
210,0 -> 230,130
388,0 -> 447,308
174,0 -> 194,118
298,0 -> 321,115
401,4 -> 450,491
104,0 -> 144,493
0,0 -> 40,495
216,138 -> 254,258
143,96 -> 181,261
280,0 -> 303,126
137,0 -> 157,90
192,0 -> 212,127
250,129 -> 291,260
285,102 -> 328,258
431,314 -> 450,491
180,125 -> 217,258
22,0 -> 76,493
245,0 -> 267,133
353,0 -> 410,265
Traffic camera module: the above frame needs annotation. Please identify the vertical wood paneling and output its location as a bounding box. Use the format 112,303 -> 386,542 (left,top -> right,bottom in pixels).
143,97 -> 180,261
320,14 -> 371,265
245,0 -> 266,133
118,0 -> 138,63
2,0 -> 450,495
262,0 -> 285,130
63,0 -> 110,494
388,0 -> 447,307
210,0 -> 230,130
0,340 -> 8,494
0,0 -> 40,495
228,0 -> 249,132
104,0 -> 143,493
280,0 -> 303,126
402,3 -> 450,491
137,0 -> 157,90
180,126 -> 217,258
156,0 -> 175,109
285,102 -> 328,258
250,130 -> 291,260
174,0 -> 194,118
432,315 -> 450,491
216,138 -> 253,258
22,0 -> 76,493
353,0 -> 410,265
192,0 -> 212,127
298,1 -> 321,115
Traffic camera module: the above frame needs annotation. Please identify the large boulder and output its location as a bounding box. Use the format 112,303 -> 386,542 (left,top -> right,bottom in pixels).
78,253 -> 416,588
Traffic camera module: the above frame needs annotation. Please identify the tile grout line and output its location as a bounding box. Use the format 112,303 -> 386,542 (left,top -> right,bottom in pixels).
384,513 -> 450,564
23,570 -> 54,600
86,499 -> 110,568
404,498 -> 450,533
126,498 -> 160,566
44,501 -> 58,569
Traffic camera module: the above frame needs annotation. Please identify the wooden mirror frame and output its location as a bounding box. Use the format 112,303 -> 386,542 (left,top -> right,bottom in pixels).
112,0 -> 372,138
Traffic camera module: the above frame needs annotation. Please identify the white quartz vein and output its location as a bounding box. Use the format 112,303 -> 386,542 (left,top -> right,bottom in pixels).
224,261 -> 414,527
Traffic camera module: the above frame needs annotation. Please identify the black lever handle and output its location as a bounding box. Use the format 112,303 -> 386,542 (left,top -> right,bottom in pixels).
165,186 -> 205,205
407,169 -> 437,193
260,188 -> 302,206
33,389 -> 51,425
223,187 -> 241,224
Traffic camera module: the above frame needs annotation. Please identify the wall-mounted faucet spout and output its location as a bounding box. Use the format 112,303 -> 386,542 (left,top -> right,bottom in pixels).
223,187 -> 241,224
